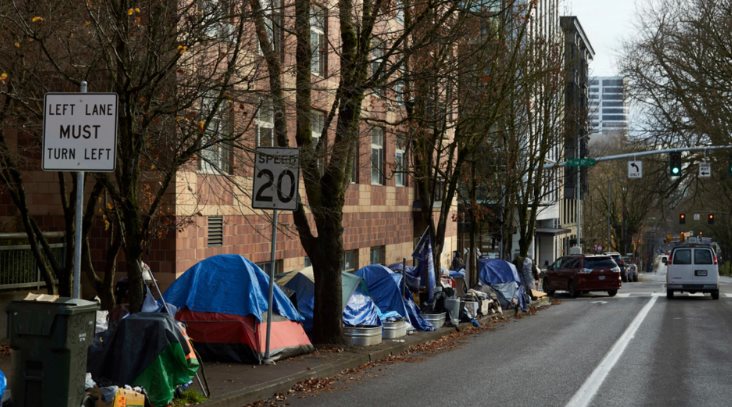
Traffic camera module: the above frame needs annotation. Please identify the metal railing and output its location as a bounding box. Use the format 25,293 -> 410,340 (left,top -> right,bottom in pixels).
0,233 -> 64,290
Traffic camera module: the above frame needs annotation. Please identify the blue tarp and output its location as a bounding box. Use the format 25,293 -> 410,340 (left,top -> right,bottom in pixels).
387,263 -> 420,293
356,265 -> 434,331
284,269 -> 381,330
163,254 -> 303,322
478,258 -> 521,285
412,232 -> 437,302
478,258 -> 527,311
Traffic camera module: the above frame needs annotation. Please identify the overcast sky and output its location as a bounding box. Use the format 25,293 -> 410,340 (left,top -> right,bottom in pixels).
564,0 -> 642,77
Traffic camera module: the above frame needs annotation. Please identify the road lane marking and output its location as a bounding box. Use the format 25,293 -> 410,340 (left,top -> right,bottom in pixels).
566,295 -> 658,407
725,294 -> 732,298
616,293 -> 630,298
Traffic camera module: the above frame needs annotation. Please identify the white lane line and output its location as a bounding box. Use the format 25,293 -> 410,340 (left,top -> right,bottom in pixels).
616,293 -> 630,298
566,295 -> 658,407
725,293 -> 732,298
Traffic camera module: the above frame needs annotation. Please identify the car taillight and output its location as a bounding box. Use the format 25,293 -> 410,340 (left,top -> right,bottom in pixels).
669,254 -> 673,264
714,255 -> 718,265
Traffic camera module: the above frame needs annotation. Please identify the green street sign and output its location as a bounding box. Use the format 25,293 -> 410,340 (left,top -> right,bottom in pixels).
564,158 -> 596,167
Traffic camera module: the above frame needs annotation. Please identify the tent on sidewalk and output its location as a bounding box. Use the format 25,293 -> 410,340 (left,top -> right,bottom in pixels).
478,258 -> 527,311
88,313 -> 199,407
355,264 -> 434,331
162,254 -> 313,363
279,267 -> 381,331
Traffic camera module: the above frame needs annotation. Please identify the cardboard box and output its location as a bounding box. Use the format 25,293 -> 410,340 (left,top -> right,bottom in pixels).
91,387 -> 145,407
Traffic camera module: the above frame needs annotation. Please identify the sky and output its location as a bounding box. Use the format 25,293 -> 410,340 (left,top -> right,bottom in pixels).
564,0 -> 642,77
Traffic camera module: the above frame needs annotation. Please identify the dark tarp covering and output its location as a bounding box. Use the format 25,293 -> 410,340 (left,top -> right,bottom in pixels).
88,313 -> 199,407
387,263 -> 421,292
356,265 -> 434,331
478,258 -> 527,311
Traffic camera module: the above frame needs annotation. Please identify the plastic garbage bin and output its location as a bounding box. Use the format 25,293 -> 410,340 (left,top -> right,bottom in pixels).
6,297 -> 98,407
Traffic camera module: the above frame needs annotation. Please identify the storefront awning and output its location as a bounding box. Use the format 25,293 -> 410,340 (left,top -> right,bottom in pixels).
535,227 -> 572,235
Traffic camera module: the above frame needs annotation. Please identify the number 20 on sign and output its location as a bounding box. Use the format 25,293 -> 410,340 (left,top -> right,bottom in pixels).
252,147 -> 300,211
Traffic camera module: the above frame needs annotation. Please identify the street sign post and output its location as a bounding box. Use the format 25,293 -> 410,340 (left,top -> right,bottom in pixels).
628,160 -> 642,179
42,85 -> 118,299
43,92 -> 118,171
253,147 -> 300,364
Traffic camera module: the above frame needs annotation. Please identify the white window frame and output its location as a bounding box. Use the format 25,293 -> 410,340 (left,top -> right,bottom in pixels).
311,110 -> 325,173
256,98 -> 275,147
395,134 -> 406,187
199,94 -> 232,174
310,5 -> 326,76
371,127 -> 385,185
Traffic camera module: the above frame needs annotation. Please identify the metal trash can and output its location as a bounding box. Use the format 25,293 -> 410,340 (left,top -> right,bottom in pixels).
6,297 -> 98,407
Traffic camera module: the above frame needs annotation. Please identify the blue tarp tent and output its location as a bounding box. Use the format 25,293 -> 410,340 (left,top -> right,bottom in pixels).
478,258 -> 527,311
162,254 -> 313,363
281,267 -> 381,331
356,265 -> 434,331
387,262 -> 420,292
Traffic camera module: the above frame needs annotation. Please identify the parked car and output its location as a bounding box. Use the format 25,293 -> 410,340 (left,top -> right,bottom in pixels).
665,243 -> 719,299
542,254 -> 622,297
606,252 -> 627,282
623,256 -> 639,282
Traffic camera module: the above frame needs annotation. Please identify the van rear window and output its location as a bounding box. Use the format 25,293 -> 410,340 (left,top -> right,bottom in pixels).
672,249 -> 691,265
694,249 -> 713,265
584,258 -> 616,269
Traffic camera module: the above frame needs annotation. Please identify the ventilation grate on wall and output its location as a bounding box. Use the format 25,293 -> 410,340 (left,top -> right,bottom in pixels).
207,216 -> 224,247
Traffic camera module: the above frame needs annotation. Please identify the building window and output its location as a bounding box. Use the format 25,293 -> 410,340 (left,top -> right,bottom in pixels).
342,249 -> 358,273
311,110 -> 325,173
395,0 -> 404,23
256,98 -> 274,147
259,0 -> 283,58
395,134 -> 406,187
310,5 -> 327,76
304,256 -> 312,267
371,41 -> 385,95
370,246 -> 385,265
200,0 -> 234,40
394,79 -> 405,106
207,216 -> 224,247
256,260 -> 284,275
371,127 -> 385,185
199,94 -> 232,174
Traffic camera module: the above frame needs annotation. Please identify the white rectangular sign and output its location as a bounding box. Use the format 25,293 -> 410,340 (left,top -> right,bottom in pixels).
699,162 -> 711,178
252,147 -> 300,210
628,160 -> 642,179
43,92 -> 118,171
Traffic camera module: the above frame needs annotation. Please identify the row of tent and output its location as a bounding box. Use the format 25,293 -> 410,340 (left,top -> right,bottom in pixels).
160,254 -> 437,364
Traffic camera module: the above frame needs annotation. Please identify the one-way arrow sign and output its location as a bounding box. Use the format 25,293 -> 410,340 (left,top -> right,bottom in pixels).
628,160 -> 642,179
699,162 -> 711,178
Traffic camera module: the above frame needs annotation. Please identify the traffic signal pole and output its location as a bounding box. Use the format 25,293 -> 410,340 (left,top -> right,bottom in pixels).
544,145 -> 732,169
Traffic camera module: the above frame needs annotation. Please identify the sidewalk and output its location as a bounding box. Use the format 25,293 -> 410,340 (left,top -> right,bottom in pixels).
199,296 -> 551,406
0,297 -> 551,406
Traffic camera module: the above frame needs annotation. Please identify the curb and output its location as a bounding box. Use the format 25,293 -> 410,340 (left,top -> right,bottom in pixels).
201,296 -> 551,406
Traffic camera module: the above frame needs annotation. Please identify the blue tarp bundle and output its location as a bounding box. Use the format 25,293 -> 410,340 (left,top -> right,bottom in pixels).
283,269 -> 381,330
163,254 -> 303,322
387,262 -> 421,293
356,265 -> 434,331
412,232 -> 437,302
478,258 -> 527,312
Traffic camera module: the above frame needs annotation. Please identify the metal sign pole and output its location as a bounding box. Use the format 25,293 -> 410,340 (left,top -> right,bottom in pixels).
263,208 -> 278,364
72,81 -> 87,299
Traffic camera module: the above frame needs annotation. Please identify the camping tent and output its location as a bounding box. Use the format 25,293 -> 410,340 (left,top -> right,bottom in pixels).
356,264 -> 434,331
280,267 -> 381,331
163,254 -> 313,363
478,258 -> 527,311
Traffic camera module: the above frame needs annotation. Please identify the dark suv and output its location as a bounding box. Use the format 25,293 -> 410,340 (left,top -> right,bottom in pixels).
543,254 -> 622,297
606,252 -> 627,282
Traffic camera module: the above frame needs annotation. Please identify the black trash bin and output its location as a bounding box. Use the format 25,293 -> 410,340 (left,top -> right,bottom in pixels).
6,297 -> 98,407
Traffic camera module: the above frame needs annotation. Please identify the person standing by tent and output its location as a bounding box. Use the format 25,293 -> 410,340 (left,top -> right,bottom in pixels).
514,256 -> 536,302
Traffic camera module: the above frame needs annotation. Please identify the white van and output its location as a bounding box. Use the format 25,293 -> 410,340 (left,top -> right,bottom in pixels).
664,244 -> 719,299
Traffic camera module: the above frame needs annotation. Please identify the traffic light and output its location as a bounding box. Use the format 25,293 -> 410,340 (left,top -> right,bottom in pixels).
708,213 -> 715,224
669,152 -> 682,176
679,212 -> 686,224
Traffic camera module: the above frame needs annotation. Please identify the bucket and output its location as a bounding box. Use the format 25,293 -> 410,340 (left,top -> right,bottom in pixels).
422,312 -> 446,329
444,298 -> 460,326
343,326 -> 382,346
382,320 -> 407,339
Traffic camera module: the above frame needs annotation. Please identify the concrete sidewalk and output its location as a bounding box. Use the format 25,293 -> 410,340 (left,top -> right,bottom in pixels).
199,297 -> 551,406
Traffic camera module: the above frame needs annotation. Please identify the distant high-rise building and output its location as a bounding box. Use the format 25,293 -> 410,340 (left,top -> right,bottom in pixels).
589,76 -> 628,135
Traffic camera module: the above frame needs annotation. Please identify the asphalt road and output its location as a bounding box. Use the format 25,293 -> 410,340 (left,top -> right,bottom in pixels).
286,268 -> 732,407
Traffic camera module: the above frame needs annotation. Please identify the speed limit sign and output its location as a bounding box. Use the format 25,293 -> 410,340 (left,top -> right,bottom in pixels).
252,147 -> 300,210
